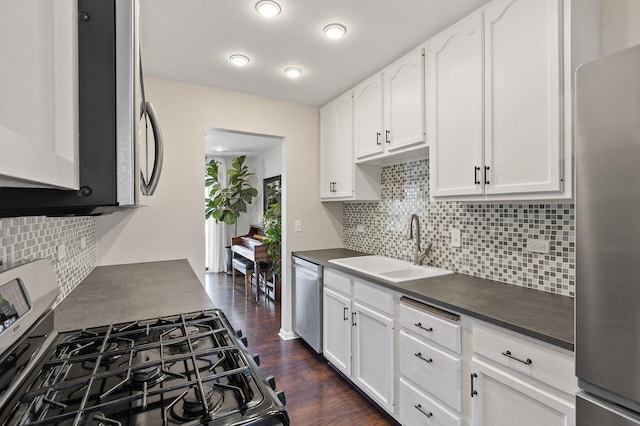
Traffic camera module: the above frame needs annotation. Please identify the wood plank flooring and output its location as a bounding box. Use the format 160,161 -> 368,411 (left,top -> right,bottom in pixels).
204,272 -> 397,426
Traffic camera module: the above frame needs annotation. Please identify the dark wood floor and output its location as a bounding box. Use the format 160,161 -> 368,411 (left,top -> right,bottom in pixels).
204,272 -> 395,426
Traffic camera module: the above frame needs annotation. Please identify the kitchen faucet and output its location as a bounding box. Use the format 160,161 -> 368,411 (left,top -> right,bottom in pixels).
407,214 -> 432,265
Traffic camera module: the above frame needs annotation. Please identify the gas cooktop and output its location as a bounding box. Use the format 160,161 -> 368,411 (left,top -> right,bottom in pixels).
0,260 -> 288,426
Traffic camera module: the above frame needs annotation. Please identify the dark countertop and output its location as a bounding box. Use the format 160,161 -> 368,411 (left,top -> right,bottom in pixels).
54,259 -> 216,332
293,249 -> 574,351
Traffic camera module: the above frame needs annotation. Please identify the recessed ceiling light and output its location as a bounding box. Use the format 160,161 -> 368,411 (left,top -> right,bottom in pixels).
229,54 -> 250,66
323,23 -> 347,39
284,67 -> 302,79
255,0 -> 281,18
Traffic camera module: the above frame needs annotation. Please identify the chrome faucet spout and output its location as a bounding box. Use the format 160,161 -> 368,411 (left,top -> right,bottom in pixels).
407,214 -> 432,265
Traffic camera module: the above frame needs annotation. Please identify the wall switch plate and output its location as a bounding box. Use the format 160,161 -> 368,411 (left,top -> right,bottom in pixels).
80,237 -> 87,249
451,229 -> 462,248
526,239 -> 550,254
295,220 -> 302,233
57,244 -> 66,260
356,224 -> 365,233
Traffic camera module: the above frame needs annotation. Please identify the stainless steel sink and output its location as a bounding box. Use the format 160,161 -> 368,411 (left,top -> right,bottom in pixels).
328,255 -> 452,283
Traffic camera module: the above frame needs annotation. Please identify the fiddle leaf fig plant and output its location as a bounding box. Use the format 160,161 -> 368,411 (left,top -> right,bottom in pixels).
205,155 -> 259,236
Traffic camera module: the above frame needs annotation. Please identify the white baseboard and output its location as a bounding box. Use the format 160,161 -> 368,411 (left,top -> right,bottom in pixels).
278,329 -> 299,340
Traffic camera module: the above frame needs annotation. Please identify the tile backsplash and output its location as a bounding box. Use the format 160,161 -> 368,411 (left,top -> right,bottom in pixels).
0,216 -> 97,305
344,159 -> 575,297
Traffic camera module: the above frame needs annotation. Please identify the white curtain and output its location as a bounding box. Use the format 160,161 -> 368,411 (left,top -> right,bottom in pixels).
205,157 -> 228,273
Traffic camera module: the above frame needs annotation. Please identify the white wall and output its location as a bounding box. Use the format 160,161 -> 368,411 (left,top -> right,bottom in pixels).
97,75 -> 343,336
601,0 -> 640,55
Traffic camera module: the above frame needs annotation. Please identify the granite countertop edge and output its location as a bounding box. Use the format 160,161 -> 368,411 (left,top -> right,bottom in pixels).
293,249 -> 574,352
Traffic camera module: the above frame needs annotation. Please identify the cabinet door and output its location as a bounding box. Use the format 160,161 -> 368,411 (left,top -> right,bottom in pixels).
384,48 -> 426,151
353,73 -> 384,160
322,287 -> 352,376
333,93 -> 354,198
471,359 -> 575,426
353,301 -> 394,413
428,12 -> 484,197
484,0 -> 562,195
0,0 -> 78,189
319,92 -> 353,199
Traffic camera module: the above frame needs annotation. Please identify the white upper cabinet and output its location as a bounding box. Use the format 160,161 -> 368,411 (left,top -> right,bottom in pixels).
428,12 -> 484,197
353,47 -> 426,164
320,91 -> 354,199
353,74 -> 384,159
383,47 -> 426,152
484,0 -> 562,195
0,0 -> 78,189
429,0 -> 599,201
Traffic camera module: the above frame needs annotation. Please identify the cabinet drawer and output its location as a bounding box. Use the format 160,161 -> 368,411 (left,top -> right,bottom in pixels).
399,302 -> 461,353
399,377 -> 461,426
473,323 -> 577,395
399,331 -> 461,412
323,268 -> 351,295
354,280 -> 394,315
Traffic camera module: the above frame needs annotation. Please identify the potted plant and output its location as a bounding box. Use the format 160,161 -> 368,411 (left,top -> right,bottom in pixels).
263,202 -> 281,299
205,155 -> 259,272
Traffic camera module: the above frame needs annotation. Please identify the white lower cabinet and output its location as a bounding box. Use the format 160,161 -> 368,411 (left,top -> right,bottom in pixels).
400,378 -> 462,426
470,359 -> 575,426
322,268 -> 395,414
353,301 -> 394,412
321,268 -> 576,426
470,323 -> 576,426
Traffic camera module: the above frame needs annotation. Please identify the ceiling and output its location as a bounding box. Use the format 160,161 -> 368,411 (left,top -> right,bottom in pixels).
140,0 -> 492,107
205,128 -> 282,157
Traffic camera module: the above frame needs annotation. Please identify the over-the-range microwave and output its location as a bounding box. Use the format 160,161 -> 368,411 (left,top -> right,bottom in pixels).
0,0 -> 163,217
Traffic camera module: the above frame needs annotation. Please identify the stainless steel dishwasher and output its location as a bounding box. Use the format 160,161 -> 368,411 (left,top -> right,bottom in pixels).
292,256 -> 323,353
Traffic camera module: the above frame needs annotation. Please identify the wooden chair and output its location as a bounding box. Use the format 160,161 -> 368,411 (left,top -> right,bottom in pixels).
231,257 -> 254,295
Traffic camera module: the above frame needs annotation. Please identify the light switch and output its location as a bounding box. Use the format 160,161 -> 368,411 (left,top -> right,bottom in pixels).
58,244 -> 66,260
295,220 -> 302,232
451,229 -> 462,248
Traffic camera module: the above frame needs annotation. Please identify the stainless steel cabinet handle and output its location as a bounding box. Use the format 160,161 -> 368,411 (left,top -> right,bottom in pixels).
141,101 -> 164,196
502,350 -> 533,365
414,322 -> 433,332
414,404 -> 433,418
414,352 -> 433,364
343,307 -> 348,321
376,132 -> 382,146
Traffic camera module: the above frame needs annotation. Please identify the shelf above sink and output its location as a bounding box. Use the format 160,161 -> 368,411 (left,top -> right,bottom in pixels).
328,255 -> 453,283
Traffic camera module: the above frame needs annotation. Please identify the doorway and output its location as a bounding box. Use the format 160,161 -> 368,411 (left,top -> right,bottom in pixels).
204,127 -> 283,280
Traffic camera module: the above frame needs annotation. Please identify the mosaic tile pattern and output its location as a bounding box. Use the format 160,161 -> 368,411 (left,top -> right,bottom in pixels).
0,217 -> 97,305
344,159 -> 576,297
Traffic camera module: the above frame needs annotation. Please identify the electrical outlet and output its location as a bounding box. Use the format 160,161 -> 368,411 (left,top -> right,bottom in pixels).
295,220 -> 302,233
451,229 -> 462,248
58,244 -> 66,260
356,224 -> 365,233
80,237 -> 87,249
526,239 -> 550,254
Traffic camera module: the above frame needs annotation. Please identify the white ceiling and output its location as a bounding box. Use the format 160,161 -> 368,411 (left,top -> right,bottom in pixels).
140,0 -> 492,107
205,128 -> 282,157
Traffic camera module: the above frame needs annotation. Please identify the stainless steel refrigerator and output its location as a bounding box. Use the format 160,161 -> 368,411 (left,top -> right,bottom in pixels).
576,44 -> 640,425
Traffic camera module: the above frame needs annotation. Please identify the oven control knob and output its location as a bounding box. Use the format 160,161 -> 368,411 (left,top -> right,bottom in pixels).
236,330 -> 243,338
241,337 -> 248,347
265,375 -> 276,390
276,390 -> 286,406
252,353 -> 260,366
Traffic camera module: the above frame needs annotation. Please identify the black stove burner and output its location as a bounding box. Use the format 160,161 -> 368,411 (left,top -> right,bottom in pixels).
85,411 -> 121,426
167,326 -> 202,351
171,385 -> 224,421
100,342 -> 123,365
